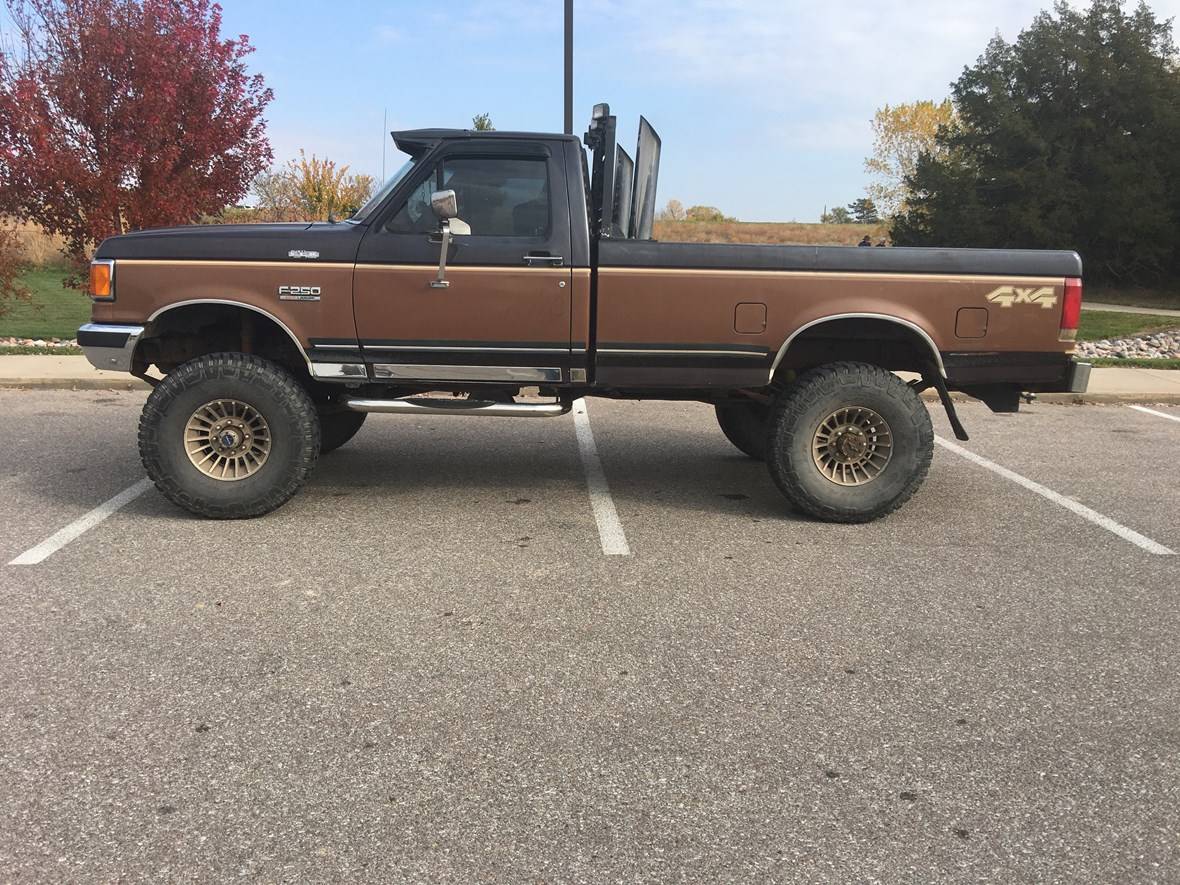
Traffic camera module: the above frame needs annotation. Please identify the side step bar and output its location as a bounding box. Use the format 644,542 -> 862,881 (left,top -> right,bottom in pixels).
343,396 -> 572,418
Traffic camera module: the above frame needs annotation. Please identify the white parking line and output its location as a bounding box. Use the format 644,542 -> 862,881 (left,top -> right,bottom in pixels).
1128,405 -> 1180,424
572,399 -> 630,556
934,436 -> 1174,556
8,478 -> 154,566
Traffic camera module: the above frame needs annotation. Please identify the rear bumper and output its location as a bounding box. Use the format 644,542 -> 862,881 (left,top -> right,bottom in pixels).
1063,359 -> 1091,394
77,323 -> 144,373
944,352 -> 1090,393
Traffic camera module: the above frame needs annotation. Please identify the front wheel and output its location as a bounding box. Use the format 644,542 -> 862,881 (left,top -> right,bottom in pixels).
766,362 -> 933,523
138,353 -> 320,518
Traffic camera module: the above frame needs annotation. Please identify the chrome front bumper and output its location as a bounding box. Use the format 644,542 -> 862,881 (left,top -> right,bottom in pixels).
77,323 -> 145,373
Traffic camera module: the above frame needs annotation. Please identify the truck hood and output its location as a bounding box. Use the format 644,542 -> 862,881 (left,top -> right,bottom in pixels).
93,221 -> 366,264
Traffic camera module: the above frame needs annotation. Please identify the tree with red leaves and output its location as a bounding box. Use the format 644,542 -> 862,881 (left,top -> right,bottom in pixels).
0,0 -> 273,278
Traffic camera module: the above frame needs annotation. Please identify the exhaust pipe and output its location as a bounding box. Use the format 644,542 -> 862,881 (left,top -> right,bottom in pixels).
343,396 -> 572,418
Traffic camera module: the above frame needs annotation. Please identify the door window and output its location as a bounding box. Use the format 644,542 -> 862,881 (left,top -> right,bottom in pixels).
384,175 -> 437,234
384,156 -> 550,237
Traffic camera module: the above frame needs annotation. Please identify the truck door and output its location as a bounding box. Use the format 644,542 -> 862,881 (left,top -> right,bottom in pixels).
353,142 -> 573,384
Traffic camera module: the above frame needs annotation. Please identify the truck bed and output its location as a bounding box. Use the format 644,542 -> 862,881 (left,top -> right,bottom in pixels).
593,240 -> 1082,391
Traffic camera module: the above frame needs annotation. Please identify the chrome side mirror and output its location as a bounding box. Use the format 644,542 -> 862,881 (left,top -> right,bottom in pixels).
429,190 -> 470,289
431,189 -> 458,220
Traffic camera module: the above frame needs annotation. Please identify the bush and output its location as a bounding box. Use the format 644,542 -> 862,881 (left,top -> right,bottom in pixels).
0,226 -> 31,318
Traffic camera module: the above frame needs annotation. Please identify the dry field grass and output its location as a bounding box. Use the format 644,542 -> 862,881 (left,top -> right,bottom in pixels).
5,221 -> 67,266
7,217 -> 889,262
653,220 -> 889,246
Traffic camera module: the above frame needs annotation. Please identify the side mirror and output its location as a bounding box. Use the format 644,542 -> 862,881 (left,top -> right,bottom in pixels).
429,190 -> 470,288
431,189 -> 458,220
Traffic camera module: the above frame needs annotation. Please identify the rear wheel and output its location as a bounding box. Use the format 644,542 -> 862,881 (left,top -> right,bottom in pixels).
715,401 -> 769,461
138,353 -> 320,518
319,410 -> 367,454
766,362 -> 932,523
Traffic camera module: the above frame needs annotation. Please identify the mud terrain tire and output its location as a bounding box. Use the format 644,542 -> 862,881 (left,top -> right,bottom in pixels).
138,353 -> 320,518
766,362 -> 933,523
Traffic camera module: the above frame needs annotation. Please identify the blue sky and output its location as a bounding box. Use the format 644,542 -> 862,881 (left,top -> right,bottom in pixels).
14,0 -> 1180,220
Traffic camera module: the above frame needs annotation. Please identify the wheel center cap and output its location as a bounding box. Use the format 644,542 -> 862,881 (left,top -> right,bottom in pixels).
219,430 -> 240,449
834,428 -> 868,460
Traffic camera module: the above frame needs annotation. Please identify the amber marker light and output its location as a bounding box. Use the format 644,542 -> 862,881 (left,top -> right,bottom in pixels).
89,259 -> 115,301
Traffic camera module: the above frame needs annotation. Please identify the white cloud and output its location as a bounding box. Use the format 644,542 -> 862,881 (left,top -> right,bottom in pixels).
376,25 -> 402,44
585,0 -> 1180,145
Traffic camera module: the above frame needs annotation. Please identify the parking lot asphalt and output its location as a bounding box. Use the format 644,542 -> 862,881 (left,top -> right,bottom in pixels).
2,389 -> 1178,881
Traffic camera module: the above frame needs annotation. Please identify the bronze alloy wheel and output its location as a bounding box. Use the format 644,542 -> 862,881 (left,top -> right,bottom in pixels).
184,398 -> 272,481
810,406 -> 893,486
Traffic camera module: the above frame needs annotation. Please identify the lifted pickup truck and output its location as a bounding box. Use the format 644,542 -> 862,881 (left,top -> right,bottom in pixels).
80,103 -> 1088,522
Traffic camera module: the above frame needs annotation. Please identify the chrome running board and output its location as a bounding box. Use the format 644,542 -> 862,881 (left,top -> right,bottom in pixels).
343,396 -> 572,418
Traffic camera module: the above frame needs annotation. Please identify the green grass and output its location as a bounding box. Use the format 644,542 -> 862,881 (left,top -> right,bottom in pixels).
1085,287 -> 1180,311
0,266 -> 90,340
1076,310 -> 1179,341
1088,357 -> 1180,369
0,345 -> 83,355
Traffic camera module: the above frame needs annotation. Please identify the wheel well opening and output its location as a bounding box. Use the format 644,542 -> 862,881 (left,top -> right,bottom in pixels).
772,317 -> 939,381
135,303 -> 308,378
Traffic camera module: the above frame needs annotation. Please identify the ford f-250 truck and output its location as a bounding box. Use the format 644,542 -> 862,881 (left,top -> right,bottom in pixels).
79,104 -> 1089,522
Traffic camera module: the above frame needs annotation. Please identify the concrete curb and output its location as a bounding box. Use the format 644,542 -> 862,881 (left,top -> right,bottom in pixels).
917,390 -> 1180,406
0,378 -> 152,391
1021,393 -> 1180,405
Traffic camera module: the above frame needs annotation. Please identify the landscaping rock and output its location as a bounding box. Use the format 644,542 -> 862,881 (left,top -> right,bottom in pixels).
1077,329 -> 1180,360
0,336 -> 79,349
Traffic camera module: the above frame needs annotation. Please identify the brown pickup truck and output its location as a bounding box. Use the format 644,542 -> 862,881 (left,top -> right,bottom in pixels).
79,103 -> 1088,522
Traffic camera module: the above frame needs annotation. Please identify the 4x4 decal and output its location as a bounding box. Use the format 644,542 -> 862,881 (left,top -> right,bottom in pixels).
986,285 -> 1057,309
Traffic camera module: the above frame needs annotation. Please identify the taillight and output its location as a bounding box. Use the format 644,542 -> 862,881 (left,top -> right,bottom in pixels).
1060,277 -> 1082,342
88,259 -> 115,301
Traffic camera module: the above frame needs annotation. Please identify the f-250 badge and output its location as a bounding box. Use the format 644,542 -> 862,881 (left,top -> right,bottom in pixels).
278,285 -> 321,301
986,285 -> 1057,309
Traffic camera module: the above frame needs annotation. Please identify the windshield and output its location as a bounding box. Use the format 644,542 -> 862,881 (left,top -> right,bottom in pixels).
347,158 -> 417,223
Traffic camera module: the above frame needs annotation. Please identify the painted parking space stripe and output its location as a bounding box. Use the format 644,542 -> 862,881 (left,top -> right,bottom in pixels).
572,399 -> 630,556
934,436 -> 1174,556
8,478 -> 154,566
1128,405 -> 1180,424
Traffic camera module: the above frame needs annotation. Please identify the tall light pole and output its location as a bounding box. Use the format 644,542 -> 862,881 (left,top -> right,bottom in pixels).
563,0 -> 573,135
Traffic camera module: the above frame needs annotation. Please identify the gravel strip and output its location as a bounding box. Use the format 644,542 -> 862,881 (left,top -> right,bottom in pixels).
0,336 -> 79,349
1076,329 -> 1180,360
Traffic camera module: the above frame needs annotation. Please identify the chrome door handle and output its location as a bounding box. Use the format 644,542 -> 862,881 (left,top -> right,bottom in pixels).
523,254 -> 564,266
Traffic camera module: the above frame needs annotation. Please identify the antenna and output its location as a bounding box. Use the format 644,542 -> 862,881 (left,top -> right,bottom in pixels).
381,108 -> 387,181
563,0 -> 573,135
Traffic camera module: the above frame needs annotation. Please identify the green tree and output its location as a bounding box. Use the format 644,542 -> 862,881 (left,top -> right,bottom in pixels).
848,198 -> 881,224
892,0 -> 1180,285
471,113 -> 494,131
821,206 -> 853,224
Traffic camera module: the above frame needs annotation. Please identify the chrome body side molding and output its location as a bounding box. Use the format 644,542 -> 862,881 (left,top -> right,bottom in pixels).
372,364 -> 563,383
309,363 -> 368,380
